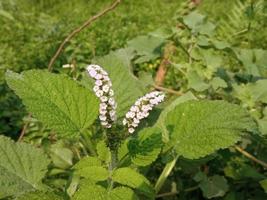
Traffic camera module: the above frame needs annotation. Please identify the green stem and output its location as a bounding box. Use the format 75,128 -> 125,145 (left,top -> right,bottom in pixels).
154,155 -> 179,193
108,149 -> 117,191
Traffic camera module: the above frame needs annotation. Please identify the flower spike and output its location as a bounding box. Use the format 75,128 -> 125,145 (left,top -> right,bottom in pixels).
86,64 -> 117,128
123,91 -> 165,133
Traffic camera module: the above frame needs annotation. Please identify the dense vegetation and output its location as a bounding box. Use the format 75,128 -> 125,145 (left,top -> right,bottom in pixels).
1,0 -> 267,199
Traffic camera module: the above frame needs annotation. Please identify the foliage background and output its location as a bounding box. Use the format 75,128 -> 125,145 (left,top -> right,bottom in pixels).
1,0 -> 267,199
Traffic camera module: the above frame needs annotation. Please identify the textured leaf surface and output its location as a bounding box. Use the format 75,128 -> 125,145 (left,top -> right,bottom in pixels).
94,49 -> 145,117
112,167 -> 154,198
199,175 -> 229,199
97,140 -> 111,163
73,156 -> 102,169
16,191 -> 63,200
73,180 -> 107,200
6,70 -> 99,137
110,187 -> 138,200
165,100 -> 256,159
75,166 -> 109,182
156,91 -> 197,143
0,136 -> 49,198
128,127 -> 162,166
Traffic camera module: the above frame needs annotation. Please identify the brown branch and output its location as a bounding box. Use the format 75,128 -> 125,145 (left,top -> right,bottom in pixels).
155,42 -> 176,86
235,145 -> 267,169
47,0 -> 122,71
18,114 -> 31,142
153,85 -> 183,96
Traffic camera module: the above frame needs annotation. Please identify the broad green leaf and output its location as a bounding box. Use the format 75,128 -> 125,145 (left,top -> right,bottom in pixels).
165,100 -> 256,159
187,70 -> 209,92
0,136 -> 49,198
127,35 -> 165,63
110,187 -> 138,200
156,91 -> 197,143
210,77 -> 227,90
75,166 -> 109,182
234,48 -> 267,76
16,191 -> 63,200
94,50 -> 145,117
233,80 -> 267,107
127,127 -> 162,166
183,11 -> 205,32
73,180 -> 107,200
248,80 -> 267,103
50,143 -> 74,169
5,70 -> 99,137
199,175 -> 229,199
97,140 -> 111,163
112,167 -> 154,199
73,156 -> 102,169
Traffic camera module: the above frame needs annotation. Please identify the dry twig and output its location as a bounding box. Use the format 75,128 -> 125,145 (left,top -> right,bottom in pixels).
48,0 -> 122,71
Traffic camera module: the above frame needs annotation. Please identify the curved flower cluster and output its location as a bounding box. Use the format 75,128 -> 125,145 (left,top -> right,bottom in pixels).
86,64 -> 116,128
123,91 -> 165,134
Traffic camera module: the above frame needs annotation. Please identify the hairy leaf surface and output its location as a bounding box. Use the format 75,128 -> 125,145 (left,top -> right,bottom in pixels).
6,70 -> 99,137
112,167 -> 154,199
165,100 -> 256,159
0,136 -> 49,198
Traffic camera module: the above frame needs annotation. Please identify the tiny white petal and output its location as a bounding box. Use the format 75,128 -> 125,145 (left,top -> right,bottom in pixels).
128,128 -> 135,133
100,96 -> 108,102
95,74 -> 102,80
102,85 -> 109,92
95,80 -> 102,86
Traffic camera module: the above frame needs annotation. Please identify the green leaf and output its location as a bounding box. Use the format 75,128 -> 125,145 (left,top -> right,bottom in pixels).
165,100 -> 256,159
112,167 -> 154,199
109,187 -> 138,200
210,77 -> 227,90
234,48 -> 267,76
128,127 -> 162,166
260,179 -> 267,193
199,175 -> 229,199
156,91 -> 197,143
50,142 -> 74,169
94,50 -> 145,118
75,166 -> 109,182
97,140 -> 111,163
5,70 -> 99,137
16,191 -> 63,200
73,156 -> 102,169
0,136 -> 49,198
73,180 -> 107,200
127,35 -> 165,63
187,70 -> 210,92
183,11 -> 205,32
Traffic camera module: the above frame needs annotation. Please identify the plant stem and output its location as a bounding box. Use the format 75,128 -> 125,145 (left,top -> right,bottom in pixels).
154,155 -> 179,193
108,149 -> 118,191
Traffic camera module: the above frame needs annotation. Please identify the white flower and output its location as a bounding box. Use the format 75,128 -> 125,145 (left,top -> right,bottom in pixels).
95,74 -> 103,80
128,128 -> 135,134
102,85 -> 109,92
99,115 -> 107,121
96,90 -> 103,97
123,91 -> 165,134
100,96 -> 108,102
95,80 -> 102,86
93,86 -> 99,92
123,118 -> 127,125
109,89 -> 114,96
86,64 -> 117,128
